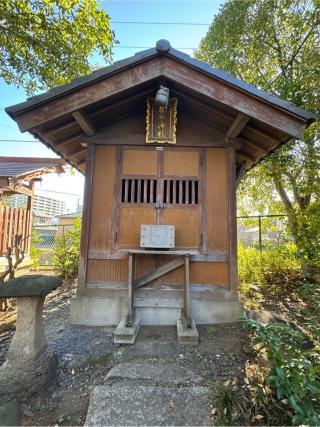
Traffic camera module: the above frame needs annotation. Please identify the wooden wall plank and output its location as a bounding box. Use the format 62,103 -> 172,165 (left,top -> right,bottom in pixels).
164,150 -> 199,176
88,146 -> 116,251
162,208 -> 199,248
206,148 -> 229,254
119,207 -> 156,248
122,148 -> 157,175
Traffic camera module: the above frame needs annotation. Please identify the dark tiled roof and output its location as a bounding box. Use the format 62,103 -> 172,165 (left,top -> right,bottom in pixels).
6,42 -> 315,122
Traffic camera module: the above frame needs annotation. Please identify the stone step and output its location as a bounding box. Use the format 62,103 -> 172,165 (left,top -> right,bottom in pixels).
85,384 -> 211,426
104,362 -> 202,386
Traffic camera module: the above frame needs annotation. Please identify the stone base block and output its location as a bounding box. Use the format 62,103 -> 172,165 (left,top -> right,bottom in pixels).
177,318 -> 199,345
70,294 -> 243,326
0,351 -> 56,400
114,318 -> 140,344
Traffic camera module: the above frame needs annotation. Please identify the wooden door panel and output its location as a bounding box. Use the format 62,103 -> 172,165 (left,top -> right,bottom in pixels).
119,206 -> 156,247
162,208 -> 199,248
122,149 -> 157,175
164,150 -> 199,176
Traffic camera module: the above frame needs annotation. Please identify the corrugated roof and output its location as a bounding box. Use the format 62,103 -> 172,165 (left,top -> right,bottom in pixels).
0,157 -> 65,178
6,41 -> 316,122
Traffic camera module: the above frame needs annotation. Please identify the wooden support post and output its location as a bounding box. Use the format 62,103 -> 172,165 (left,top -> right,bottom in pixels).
227,141 -> 238,294
181,254 -> 191,328
77,143 -> 94,289
126,253 -> 134,327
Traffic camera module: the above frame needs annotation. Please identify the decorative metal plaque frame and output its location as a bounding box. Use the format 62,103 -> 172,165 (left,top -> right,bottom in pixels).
146,97 -> 178,144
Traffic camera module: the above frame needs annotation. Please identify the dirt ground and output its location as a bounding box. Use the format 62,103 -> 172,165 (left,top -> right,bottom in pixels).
0,276 -> 252,426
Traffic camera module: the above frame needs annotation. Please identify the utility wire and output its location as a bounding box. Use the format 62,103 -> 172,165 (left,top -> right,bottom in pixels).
110,21 -> 209,25
36,188 -> 82,197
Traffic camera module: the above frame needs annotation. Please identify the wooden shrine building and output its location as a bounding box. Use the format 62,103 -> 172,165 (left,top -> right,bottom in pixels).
6,40 -> 315,340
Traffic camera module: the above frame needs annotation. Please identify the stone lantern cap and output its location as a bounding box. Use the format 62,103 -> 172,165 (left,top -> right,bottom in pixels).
0,274 -> 62,298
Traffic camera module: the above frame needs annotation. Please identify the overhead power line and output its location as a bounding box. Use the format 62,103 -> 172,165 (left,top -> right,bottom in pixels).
111,21 -> 209,26
36,188 -> 82,197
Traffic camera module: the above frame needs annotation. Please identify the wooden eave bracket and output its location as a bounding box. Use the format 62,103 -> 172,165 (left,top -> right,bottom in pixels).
226,113 -> 250,139
72,110 -> 95,136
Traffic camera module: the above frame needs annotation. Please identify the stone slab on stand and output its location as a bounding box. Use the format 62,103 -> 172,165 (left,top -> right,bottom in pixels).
114,317 -> 140,344
0,275 -> 62,400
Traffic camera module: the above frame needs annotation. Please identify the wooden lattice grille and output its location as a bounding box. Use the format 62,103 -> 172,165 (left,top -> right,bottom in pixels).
121,178 -> 157,204
163,179 -> 199,205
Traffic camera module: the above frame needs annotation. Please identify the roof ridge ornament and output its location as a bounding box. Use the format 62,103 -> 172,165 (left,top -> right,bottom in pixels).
156,39 -> 171,53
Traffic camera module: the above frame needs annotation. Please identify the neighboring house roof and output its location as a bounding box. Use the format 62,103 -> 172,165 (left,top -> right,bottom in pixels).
0,157 -> 65,197
0,157 -> 65,178
56,211 -> 81,218
5,40 -> 316,174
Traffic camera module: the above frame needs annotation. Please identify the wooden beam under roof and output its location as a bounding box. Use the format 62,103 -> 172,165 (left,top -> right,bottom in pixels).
238,150 -> 255,163
68,148 -> 87,160
54,134 -> 83,147
72,110 -> 95,136
238,137 -> 268,154
244,125 -> 279,146
226,113 -> 250,139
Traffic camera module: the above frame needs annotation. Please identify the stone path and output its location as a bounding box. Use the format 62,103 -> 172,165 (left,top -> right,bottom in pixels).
85,363 -> 211,426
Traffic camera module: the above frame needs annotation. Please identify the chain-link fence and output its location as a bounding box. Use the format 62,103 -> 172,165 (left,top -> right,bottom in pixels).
32,224 -> 73,266
31,214 -> 289,266
237,214 -> 289,251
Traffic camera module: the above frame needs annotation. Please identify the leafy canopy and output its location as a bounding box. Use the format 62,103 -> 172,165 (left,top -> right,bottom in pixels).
0,0 -> 115,94
196,0 -> 320,273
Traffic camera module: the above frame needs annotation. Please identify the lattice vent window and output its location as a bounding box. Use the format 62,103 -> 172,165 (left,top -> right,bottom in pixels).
121,178 -> 157,203
163,179 -> 199,204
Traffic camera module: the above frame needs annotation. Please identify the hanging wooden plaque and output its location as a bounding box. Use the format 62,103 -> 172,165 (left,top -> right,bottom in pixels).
146,97 -> 178,144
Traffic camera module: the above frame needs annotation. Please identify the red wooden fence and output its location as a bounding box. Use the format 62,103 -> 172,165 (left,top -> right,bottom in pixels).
0,206 -> 31,256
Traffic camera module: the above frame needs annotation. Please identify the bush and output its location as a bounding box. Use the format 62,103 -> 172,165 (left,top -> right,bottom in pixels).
29,228 -> 42,268
238,243 -> 301,307
242,315 -> 320,426
53,217 -> 81,278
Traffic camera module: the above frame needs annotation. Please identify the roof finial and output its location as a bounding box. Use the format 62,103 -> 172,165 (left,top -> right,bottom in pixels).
156,39 -> 171,53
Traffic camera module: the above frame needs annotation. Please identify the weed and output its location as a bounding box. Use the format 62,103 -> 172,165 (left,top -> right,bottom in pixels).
86,352 -> 111,367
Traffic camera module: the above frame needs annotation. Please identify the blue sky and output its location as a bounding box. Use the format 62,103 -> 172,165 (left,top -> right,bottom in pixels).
0,0 -> 224,210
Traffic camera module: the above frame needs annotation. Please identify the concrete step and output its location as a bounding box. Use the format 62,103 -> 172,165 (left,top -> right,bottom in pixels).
105,362 -> 202,386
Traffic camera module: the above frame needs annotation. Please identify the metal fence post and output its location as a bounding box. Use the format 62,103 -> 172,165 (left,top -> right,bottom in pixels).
258,216 -> 262,252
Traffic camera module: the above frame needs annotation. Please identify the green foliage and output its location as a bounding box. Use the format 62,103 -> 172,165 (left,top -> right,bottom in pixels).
29,228 -> 42,268
238,243 -> 300,305
0,0 -> 115,94
53,217 -> 81,278
196,0 -> 320,275
243,315 -> 320,425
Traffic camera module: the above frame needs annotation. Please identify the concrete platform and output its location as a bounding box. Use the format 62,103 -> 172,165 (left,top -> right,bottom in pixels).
70,285 -> 242,326
114,318 -> 140,344
85,385 -> 211,426
177,318 -> 199,345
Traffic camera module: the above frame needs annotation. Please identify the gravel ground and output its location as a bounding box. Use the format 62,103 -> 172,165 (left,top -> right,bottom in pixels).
0,279 -> 252,426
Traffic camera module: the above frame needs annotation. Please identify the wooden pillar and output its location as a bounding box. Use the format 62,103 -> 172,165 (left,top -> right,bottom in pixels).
77,143 -> 94,289
126,253 -> 134,327
227,140 -> 238,294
